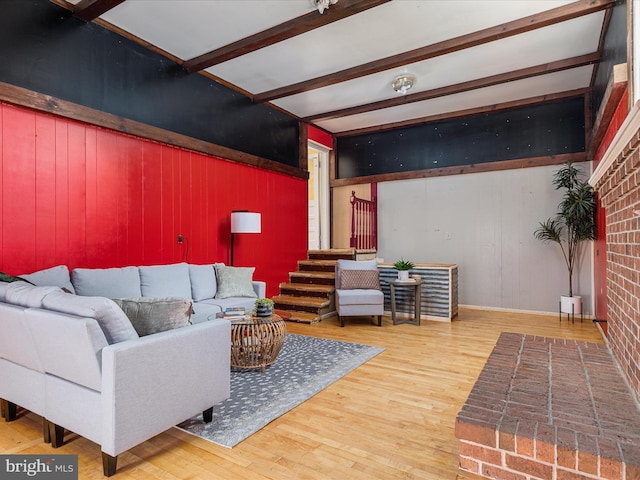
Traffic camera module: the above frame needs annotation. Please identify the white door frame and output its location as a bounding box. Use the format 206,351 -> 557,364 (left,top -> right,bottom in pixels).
309,141 -> 331,250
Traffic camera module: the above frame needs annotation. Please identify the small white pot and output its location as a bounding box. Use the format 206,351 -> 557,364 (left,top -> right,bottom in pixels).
397,270 -> 410,281
560,295 -> 582,315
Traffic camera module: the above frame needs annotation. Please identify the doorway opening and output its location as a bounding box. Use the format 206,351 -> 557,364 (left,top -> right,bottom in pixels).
308,142 -> 330,250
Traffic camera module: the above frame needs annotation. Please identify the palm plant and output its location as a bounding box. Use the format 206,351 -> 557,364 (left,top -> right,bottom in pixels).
534,163 -> 597,297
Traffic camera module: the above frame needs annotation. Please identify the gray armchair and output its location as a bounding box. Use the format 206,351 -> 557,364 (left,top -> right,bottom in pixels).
335,259 -> 384,327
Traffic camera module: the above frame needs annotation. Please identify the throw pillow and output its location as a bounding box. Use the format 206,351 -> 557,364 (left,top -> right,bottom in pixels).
214,265 -> 257,299
339,269 -> 380,290
0,271 -> 34,284
112,297 -> 193,336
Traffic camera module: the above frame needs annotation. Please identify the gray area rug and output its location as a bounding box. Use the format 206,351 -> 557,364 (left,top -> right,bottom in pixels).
175,333 -> 384,448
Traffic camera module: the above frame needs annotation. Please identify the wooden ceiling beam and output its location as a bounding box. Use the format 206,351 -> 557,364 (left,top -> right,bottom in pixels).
306,52 -> 601,122
73,0 -> 127,22
254,0 -> 615,103
183,0 -> 390,73
334,88 -> 590,138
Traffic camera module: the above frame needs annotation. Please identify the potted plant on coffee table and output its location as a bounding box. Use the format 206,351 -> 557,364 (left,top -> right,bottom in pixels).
253,298 -> 275,317
393,258 -> 415,281
533,162 -> 597,318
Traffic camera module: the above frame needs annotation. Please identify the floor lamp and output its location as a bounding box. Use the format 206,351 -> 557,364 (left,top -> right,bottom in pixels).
230,211 -> 261,266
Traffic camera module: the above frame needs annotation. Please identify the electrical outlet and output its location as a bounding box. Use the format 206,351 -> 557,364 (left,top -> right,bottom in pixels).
177,234 -> 183,244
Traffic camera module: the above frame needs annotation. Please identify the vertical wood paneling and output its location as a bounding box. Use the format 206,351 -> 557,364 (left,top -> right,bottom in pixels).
67,121 -> 87,269
140,141 -> 163,265
0,103 -> 308,296
124,135 -> 143,266
0,104 -> 3,269
54,119 -> 69,269
34,114 -> 57,270
3,106 -> 36,273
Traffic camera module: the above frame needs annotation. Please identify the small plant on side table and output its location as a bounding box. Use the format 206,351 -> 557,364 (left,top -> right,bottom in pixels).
393,258 -> 415,281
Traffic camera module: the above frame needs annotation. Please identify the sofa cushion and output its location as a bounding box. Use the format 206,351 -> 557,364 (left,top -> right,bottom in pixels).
42,289 -> 139,344
5,282 -> 61,308
139,263 -> 191,299
189,301 -> 224,324
214,265 -> 257,299
340,269 -> 380,290
19,265 -> 75,294
188,264 -> 218,301
112,297 -> 193,336
72,266 -> 142,298
0,281 -> 7,302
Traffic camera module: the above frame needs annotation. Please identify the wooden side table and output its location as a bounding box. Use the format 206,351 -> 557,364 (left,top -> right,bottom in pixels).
228,314 -> 286,372
387,278 -> 422,326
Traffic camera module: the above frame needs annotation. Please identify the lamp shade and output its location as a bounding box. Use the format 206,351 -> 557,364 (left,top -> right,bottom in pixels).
231,212 -> 261,234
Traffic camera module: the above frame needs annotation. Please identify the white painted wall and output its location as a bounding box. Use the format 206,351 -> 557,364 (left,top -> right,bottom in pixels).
377,164 -> 594,315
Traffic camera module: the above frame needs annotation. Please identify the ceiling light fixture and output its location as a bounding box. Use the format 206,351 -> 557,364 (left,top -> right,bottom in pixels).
392,75 -> 416,95
312,0 -> 338,14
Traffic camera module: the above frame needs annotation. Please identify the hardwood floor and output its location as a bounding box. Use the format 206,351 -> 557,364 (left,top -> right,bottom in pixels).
0,308 -> 604,479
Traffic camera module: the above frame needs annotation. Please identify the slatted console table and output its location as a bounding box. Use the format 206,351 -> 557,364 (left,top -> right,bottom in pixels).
378,263 -> 458,322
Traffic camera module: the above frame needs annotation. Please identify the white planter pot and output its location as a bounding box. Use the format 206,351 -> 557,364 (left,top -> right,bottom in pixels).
397,270 -> 410,281
560,295 -> 582,315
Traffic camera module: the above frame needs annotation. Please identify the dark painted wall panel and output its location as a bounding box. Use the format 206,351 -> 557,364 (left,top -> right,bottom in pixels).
591,0 -> 627,125
0,0 -> 299,167
337,97 -> 585,179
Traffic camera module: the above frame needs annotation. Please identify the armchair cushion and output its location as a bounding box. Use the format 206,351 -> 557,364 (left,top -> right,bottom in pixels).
214,265 -> 257,299
340,269 -> 380,290
335,288 -> 384,306
112,297 -> 193,336
335,259 -> 378,289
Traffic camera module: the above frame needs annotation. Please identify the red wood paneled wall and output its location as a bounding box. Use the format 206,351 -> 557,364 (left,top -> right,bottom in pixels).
0,103 -> 308,297
308,125 -> 333,149
592,88 -> 629,329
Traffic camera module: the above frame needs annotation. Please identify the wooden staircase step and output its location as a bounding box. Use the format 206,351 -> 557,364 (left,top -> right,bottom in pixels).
289,271 -> 335,285
272,295 -> 329,308
307,249 -> 356,261
279,283 -> 334,297
297,259 -> 338,272
273,294 -> 333,316
277,311 -> 321,324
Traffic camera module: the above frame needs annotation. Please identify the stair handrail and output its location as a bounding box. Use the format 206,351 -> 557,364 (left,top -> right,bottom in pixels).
350,190 -> 377,250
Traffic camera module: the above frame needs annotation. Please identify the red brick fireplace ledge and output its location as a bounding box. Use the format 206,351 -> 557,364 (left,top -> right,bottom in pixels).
455,332 -> 640,480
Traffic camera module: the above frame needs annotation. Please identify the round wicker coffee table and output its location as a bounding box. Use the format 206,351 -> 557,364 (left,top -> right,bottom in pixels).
229,313 -> 286,372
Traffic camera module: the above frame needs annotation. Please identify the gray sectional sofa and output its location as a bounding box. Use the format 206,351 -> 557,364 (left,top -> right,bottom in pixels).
0,262 -> 265,476
19,262 -> 266,323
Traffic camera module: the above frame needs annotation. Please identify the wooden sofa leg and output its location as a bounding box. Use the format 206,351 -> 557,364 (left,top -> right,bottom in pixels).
339,316 -> 345,327
49,422 -> 65,448
43,418 -> 51,443
1,399 -> 16,422
102,452 -> 118,477
377,315 -> 382,327
203,407 -> 213,423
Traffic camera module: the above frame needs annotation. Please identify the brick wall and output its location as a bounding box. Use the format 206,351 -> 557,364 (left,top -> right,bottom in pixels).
592,110 -> 640,401
456,333 -> 640,480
